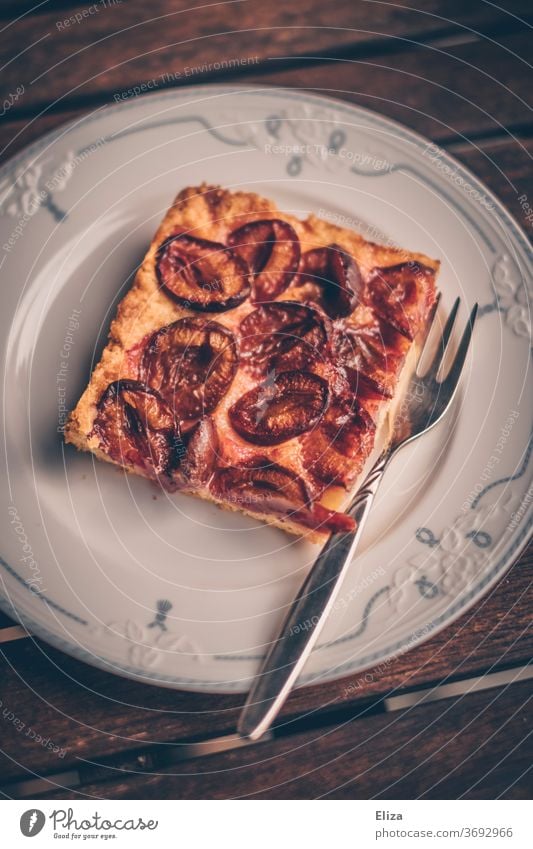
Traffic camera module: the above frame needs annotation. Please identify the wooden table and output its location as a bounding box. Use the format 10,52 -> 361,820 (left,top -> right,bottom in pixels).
0,0 -> 531,800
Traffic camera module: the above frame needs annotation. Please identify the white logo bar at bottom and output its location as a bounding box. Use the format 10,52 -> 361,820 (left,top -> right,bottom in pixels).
4,799 -> 530,848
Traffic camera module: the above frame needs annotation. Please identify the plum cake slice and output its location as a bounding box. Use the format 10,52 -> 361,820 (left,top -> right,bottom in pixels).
66,184 -> 439,542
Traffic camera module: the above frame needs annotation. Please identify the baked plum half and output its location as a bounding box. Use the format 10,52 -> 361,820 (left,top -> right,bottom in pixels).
91,380 -> 182,482
366,262 -> 436,340
333,318 -> 407,401
229,370 -> 329,445
140,317 -> 238,430
227,219 -> 301,302
179,417 -> 219,489
239,301 -> 329,376
212,458 -> 310,514
298,243 -> 363,318
211,458 -> 355,533
156,233 -> 251,311
302,395 -> 375,488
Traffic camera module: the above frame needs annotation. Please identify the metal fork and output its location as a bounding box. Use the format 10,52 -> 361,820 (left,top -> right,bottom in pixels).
238,297 -> 478,741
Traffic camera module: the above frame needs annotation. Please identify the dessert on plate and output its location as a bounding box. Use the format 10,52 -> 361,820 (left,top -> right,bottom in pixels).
66,184 -> 439,541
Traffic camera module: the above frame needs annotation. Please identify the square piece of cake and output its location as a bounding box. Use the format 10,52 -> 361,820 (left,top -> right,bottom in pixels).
66,184 -> 439,541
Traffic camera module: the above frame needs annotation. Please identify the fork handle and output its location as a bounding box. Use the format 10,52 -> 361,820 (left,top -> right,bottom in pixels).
237,450 -> 390,741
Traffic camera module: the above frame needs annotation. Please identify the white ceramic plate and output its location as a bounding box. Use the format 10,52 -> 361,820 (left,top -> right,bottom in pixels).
1,85 -> 531,692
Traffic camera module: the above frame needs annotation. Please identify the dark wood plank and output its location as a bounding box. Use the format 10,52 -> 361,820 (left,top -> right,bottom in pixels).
0,1 -> 84,20
238,30 -> 532,144
0,548 -> 530,783
0,610 -> 16,630
0,0 -> 531,118
34,680 -> 533,799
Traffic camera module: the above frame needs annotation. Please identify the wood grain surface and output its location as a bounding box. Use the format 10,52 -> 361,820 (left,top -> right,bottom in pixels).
36,679 -> 533,800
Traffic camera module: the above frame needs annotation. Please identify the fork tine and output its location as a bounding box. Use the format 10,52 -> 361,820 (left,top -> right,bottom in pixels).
439,303 -> 478,393
421,296 -> 460,379
414,292 -> 441,375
